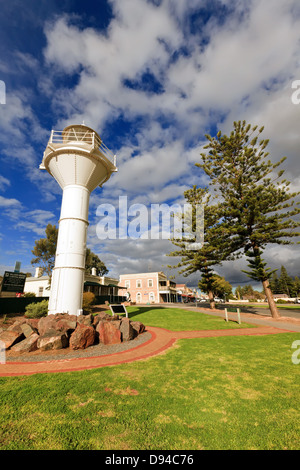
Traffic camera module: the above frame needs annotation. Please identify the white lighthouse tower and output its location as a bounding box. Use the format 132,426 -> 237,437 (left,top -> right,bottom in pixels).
40,124 -> 117,316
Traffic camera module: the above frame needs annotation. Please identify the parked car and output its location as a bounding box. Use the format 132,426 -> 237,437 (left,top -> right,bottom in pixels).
294,299 -> 300,304
214,298 -> 225,303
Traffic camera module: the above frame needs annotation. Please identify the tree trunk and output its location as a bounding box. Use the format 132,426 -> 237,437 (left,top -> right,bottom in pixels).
262,279 -> 280,319
208,290 -> 215,310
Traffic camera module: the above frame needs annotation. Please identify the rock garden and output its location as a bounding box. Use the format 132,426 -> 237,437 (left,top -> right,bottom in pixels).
0,311 -> 146,355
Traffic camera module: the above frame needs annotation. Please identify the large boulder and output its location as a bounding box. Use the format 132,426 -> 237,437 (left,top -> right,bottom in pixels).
120,318 -> 135,341
25,318 -> 40,330
0,330 -> 24,350
130,321 -> 145,336
107,315 -> 121,322
21,323 -> 37,338
69,323 -> 96,350
93,312 -> 111,327
38,314 -> 77,337
37,332 -> 69,351
77,314 -> 93,327
96,320 -> 121,345
7,319 -> 27,334
10,333 -> 39,353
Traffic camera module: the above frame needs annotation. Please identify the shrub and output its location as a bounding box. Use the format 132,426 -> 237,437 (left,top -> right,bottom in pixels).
23,292 -> 36,297
82,291 -> 95,314
25,299 -> 49,318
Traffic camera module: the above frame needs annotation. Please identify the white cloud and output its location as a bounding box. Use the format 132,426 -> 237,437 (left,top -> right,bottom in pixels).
42,0 -> 300,160
0,175 -> 10,191
0,195 -> 22,208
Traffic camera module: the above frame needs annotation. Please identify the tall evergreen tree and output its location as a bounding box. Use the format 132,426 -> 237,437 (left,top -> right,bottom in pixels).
294,276 -> 300,298
197,120 -> 300,318
278,265 -> 294,297
199,274 -> 232,300
168,186 -> 234,309
269,271 -> 280,294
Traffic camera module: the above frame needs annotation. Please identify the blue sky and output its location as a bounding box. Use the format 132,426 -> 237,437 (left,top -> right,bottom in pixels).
0,0 -> 300,290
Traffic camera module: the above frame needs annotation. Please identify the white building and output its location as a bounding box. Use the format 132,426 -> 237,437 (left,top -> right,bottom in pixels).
24,267 -> 126,303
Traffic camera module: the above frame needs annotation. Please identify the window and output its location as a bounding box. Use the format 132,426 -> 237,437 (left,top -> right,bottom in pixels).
136,292 -> 142,303
148,279 -> 153,287
38,287 -> 44,296
125,280 -> 130,289
149,292 -> 155,303
136,279 -> 142,288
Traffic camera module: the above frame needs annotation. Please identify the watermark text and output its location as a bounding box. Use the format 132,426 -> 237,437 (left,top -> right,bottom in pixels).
96,196 -> 204,250
291,80 -> 300,104
291,340 -> 300,364
0,80 -> 5,104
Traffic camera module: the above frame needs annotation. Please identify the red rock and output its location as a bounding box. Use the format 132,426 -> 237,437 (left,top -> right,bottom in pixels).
131,321 -> 145,335
38,314 -> 77,336
26,318 -> 40,330
37,332 -> 69,351
96,320 -> 121,345
10,333 -> 39,353
0,330 -> 24,349
107,315 -> 121,321
77,314 -> 93,326
38,315 -> 57,336
56,317 -> 77,334
111,320 -> 121,330
120,318 -> 135,341
93,312 -> 111,327
7,319 -> 27,334
21,323 -> 37,338
69,323 -> 96,350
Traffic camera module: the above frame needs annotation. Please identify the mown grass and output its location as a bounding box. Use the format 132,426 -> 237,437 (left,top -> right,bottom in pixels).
0,308 -> 299,450
126,306 -> 256,331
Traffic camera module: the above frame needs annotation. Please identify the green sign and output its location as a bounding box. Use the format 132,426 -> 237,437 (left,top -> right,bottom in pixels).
1,271 -> 27,293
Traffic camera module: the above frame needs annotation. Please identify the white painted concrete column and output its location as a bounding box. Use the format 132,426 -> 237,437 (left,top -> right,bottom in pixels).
48,185 -> 90,316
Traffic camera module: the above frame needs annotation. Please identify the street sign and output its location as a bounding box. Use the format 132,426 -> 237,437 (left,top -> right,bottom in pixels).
1,271 -> 27,293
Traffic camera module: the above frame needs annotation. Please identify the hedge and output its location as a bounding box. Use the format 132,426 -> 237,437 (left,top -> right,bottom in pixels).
0,294 -> 127,316
0,297 -> 49,316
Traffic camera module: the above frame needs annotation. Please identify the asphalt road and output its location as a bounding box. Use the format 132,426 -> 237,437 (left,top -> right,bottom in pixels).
197,302 -> 300,320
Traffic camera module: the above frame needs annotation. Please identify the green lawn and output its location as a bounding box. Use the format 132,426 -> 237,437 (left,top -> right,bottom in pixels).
0,308 -> 299,450
126,306 -> 256,330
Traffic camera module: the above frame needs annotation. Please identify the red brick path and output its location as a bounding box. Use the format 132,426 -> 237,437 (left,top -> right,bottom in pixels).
0,324 -> 293,377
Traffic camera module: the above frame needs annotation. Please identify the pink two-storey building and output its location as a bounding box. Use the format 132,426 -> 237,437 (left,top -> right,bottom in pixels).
119,272 -> 177,304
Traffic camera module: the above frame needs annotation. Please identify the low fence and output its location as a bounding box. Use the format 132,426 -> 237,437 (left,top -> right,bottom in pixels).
0,297 -> 48,316
94,295 -> 127,305
0,295 -> 127,316
224,307 -> 241,324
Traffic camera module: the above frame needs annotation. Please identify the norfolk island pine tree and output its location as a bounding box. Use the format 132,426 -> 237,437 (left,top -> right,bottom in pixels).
196,120 -> 300,319
168,186 -> 237,310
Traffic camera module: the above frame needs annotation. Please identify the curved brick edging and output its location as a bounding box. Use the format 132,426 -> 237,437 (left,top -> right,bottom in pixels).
0,325 -> 293,377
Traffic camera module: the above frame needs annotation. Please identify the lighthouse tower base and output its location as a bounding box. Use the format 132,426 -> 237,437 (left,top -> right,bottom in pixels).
48,185 -> 90,316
